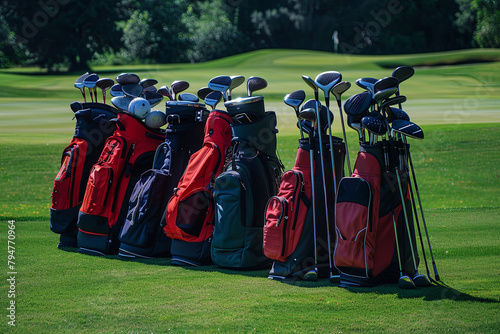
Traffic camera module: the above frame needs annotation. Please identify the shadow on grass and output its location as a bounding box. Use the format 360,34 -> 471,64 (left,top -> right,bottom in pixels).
343,281 -> 499,304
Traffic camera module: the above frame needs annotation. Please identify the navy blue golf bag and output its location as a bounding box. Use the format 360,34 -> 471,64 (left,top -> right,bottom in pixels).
118,103 -> 208,259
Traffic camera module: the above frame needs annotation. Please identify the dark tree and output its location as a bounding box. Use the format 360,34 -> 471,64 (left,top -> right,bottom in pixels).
3,0 -> 127,72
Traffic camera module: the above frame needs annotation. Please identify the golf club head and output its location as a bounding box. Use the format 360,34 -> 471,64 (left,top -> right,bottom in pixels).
208,75 -> 231,100
178,93 -> 199,102
362,111 -> 387,136
301,75 -> 319,97
391,119 -> 424,139
331,81 -> 351,100
344,91 -> 372,117
197,87 -> 213,100
171,80 -> 190,100
385,107 -> 410,123
122,84 -> 143,98
111,96 -> 133,111
116,73 -> 140,85
413,274 -> 433,287
158,86 -> 173,100
392,66 -> 415,84
398,275 -> 417,289
298,108 -> 317,123
144,110 -> 167,129
355,77 -> 377,93
110,84 -> 124,97
96,78 -> 114,91
143,91 -> 164,108
284,90 -> 306,117
347,114 -> 364,139
315,71 -> 342,97
142,85 -> 157,93
228,75 -> 245,100
381,95 -> 407,109
70,101 -> 83,113
247,76 -> 268,96
82,73 -> 99,89
299,120 -> 313,136
74,72 -> 90,88
373,87 -> 399,105
139,78 -> 158,89
373,77 -> 399,94
204,91 -> 223,110
301,99 -> 322,112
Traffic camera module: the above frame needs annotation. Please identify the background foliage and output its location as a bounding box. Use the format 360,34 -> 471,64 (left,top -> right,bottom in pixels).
0,0 -> 498,70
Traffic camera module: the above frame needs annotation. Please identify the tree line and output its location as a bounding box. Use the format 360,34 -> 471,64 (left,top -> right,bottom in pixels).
0,0 -> 498,71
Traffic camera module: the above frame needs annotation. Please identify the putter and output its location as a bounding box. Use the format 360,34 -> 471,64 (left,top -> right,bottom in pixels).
83,73 -> 99,103
298,107 -> 319,280
208,75 -> 231,101
74,72 -> 90,102
197,87 -> 213,100
170,80 -> 190,101
332,80 -> 352,175
284,90 -> 306,138
96,78 -> 114,104
204,91 -> 223,110
247,76 -> 268,96
228,75 -> 245,100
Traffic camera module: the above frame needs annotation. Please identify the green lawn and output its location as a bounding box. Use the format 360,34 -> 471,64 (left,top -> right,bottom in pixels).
0,49 -> 499,333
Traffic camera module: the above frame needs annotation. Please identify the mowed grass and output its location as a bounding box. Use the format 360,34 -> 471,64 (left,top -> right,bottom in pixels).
0,49 -> 499,333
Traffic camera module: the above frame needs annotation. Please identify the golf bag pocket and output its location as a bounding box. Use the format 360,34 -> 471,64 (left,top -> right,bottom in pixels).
264,170 -> 311,262
80,165 -> 114,217
119,169 -> 171,248
334,177 -> 374,278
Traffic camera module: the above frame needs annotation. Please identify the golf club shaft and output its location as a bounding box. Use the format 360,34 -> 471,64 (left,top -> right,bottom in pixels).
402,136 -> 441,281
309,138 -> 318,270
337,99 -> 352,175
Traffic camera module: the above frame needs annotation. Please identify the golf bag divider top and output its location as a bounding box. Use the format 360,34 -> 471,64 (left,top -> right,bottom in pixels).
267,136 -> 345,280
118,106 -> 208,259
334,142 -> 417,286
50,102 -> 118,248
77,111 -> 165,256
212,111 -> 284,269
164,109 -> 233,266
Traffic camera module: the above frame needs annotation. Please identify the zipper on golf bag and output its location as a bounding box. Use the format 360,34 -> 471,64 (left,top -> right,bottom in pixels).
334,176 -> 373,279
264,169 -> 311,262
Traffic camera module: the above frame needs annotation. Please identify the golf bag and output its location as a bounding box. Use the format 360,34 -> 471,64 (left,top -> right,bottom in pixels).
211,111 -> 284,269
118,105 -> 208,259
76,111 -> 165,255
164,109 -> 233,266
50,103 -> 117,248
334,141 -> 418,286
266,135 -> 345,280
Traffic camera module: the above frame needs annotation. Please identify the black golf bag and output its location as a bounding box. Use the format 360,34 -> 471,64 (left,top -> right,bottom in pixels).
50,103 -> 117,248
212,106 -> 284,269
118,104 -> 208,259
334,140 -> 418,286
266,135 -> 345,280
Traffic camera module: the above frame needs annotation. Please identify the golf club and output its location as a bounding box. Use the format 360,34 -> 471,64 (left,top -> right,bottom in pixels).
197,87 -> 213,100
96,78 -> 114,104
355,77 -> 377,94
284,90 -> 306,138
74,72 -> 90,102
247,76 -> 268,97
170,80 -> 190,101
208,75 -> 231,101
158,86 -> 173,100
204,91 -> 223,110
83,73 -> 99,103
228,75 -> 245,100
116,73 -> 140,85
332,80 -> 352,175
110,84 -> 124,97
139,78 -> 158,90
178,93 -> 200,102
122,84 -> 143,98
143,91 -> 164,108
